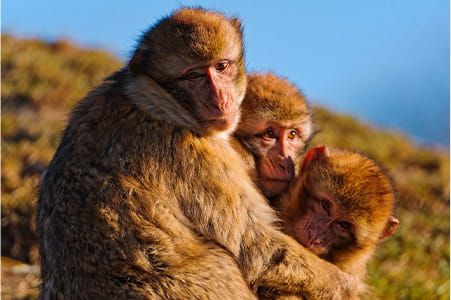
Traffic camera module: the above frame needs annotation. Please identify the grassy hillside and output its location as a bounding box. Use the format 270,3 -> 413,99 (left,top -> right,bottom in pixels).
2,34 -> 449,300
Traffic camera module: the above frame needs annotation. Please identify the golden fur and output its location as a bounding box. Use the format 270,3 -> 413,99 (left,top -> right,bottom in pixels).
37,8 -> 354,299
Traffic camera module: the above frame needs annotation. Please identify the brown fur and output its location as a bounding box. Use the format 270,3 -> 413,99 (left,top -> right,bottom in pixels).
238,73 -> 312,125
234,72 -> 314,199
280,147 -> 397,293
235,72 -> 313,152
37,8 -> 355,299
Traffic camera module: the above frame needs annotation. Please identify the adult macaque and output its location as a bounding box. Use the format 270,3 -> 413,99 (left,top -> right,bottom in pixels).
233,72 -> 313,200
279,146 -> 399,291
37,8 -> 356,299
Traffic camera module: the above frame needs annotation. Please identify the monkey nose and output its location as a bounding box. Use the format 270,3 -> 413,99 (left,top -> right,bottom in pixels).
312,238 -> 322,246
307,230 -> 323,245
277,157 -> 294,176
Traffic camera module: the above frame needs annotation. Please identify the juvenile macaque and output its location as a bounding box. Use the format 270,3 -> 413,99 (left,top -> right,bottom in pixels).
280,146 -> 399,287
37,8 -> 355,299
233,72 -> 313,199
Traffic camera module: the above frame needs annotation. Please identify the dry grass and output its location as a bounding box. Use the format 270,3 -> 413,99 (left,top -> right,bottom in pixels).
1,34 -> 449,299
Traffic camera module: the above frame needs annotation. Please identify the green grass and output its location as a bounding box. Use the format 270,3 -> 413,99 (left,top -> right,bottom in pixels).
1,34 -> 449,300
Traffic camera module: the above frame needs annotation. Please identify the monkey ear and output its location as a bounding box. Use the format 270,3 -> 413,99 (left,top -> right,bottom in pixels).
301,145 -> 329,172
379,216 -> 399,240
229,17 -> 242,31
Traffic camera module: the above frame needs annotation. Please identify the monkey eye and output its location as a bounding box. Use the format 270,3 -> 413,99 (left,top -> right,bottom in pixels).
260,129 -> 277,140
287,130 -> 300,140
215,61 -> 230,71
336,221 -> 352,230
320,200 -> 331,211
181,71 -> 204,81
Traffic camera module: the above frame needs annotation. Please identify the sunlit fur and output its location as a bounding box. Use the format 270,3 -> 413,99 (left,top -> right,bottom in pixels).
233,72 -> 314,199
129,8 -> 246,137
239,72 -> 312,126
235,72 -> 313,148
37,8 -> 355,300
279,147 -> 397,297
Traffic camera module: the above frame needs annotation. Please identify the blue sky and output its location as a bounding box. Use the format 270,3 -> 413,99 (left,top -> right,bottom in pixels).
2,0 -> 450,146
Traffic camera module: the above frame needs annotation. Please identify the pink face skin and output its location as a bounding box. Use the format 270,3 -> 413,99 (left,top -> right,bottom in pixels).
291,185 -> 355,257
253,120 -> 307,197
176,57 -> 242,134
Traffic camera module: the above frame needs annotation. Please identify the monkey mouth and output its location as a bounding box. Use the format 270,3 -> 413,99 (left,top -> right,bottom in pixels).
263,177 -> 290,182
260,178 -> 291,186
201,113 -> 239,134
307,243 -> 328,256
259,179 -> 290,198
205,111 -> 238,121
295,235 -> 326,255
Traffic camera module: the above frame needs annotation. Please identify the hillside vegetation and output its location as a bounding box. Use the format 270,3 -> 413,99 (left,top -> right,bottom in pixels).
2,34 -> 449,300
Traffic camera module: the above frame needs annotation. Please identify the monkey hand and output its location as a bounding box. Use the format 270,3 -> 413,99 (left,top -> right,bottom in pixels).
302,263 -> 360,300
329,270 -> 360,300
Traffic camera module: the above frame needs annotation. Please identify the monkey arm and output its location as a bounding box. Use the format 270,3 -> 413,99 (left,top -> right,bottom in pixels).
175,136 -> 357,299
38,8 -> 356,299
235,197 -> 357,300
246,228 -> 358,300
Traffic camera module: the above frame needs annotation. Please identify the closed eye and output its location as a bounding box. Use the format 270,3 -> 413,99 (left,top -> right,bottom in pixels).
180,71 -> 204,81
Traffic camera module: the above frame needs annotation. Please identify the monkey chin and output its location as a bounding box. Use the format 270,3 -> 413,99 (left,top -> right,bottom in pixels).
259,179 -> 290,198
307,244 -> 329,257
202,113 -> 239,137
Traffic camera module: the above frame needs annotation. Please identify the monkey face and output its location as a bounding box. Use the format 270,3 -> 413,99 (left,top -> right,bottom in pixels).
234,72 -> 312,198
287,146 -> 398,262
172,56 -> 244,134
249,120 -> 308,197
290,183 -> 356,259
128,7 -> 246,137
